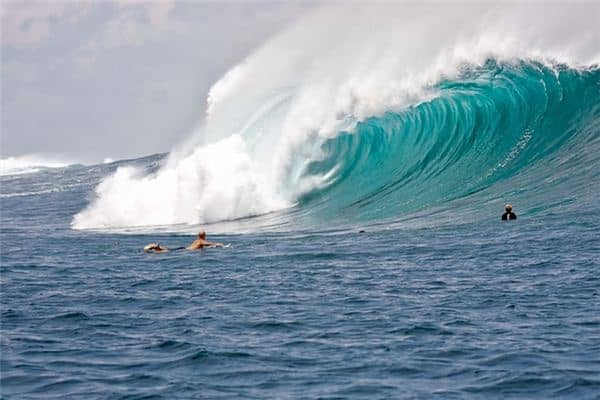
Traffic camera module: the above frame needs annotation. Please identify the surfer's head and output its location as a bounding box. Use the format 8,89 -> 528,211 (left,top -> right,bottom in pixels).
505,204 -> 513,212
198,231 -> 206,239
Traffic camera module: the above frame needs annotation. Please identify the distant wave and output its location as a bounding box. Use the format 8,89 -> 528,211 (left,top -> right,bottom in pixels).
73,2 -> 600,231
0,155 -> 74,176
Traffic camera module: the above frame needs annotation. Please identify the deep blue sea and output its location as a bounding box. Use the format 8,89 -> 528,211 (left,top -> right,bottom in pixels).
2,60 -> 600,399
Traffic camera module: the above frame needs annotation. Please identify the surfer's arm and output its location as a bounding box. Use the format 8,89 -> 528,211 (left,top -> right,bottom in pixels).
186,239 -> 224,249
186,239 -> 203,250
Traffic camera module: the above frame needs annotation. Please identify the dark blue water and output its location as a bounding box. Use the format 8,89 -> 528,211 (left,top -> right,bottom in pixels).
2,164 -> 600,399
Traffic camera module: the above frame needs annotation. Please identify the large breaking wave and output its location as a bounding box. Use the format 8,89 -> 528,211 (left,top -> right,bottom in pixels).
72,3 -> 600,231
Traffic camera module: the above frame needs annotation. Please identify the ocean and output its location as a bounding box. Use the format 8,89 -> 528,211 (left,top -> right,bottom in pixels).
2,4 -> 600,398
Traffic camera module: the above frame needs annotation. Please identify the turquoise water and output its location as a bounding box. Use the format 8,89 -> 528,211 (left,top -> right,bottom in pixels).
1,61 -> 599,399
297,61 -> 600,227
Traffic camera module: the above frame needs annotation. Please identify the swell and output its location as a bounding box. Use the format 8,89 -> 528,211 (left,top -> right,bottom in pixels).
296,61 -> 600,225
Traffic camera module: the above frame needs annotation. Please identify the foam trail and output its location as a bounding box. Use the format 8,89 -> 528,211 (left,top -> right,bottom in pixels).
73,2 -> 599,231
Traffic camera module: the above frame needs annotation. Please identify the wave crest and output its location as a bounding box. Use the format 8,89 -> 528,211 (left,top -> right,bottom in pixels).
0,155 -> 73,176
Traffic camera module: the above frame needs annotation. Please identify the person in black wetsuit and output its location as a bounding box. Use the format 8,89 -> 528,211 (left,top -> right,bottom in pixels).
501,204 -> 517,220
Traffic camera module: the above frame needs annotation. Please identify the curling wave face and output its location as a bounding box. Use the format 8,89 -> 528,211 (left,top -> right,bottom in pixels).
72,3 -> 600,232
298,61 -> 600,226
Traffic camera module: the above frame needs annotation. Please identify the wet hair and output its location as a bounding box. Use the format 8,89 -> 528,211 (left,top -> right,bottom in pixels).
505,204 -> 513,211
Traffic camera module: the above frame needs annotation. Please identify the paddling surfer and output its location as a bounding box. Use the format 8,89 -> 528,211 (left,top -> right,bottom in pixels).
144,231 -> 224,253
186,231 -> 224,250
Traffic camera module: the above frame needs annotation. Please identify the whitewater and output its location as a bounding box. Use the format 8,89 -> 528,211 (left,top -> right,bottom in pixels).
2,2 -> 600,399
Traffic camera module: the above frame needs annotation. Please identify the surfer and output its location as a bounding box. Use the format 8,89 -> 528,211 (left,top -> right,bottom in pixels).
186,231 -> 225,250
143,243 -> 170,253
144,231 -> 224,253
501,204 -> 517,220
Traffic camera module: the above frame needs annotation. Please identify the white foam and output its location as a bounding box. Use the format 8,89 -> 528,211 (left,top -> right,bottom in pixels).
73,135 -> 288,229
73,2 -> 599,230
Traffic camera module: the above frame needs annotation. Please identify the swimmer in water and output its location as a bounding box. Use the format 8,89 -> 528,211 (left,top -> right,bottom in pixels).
186,231 -> 224,250
143,243 -> 169,253
143,231 -> 224,253
501,204 -> 517,220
